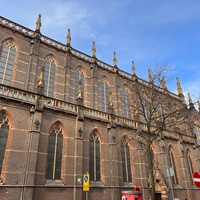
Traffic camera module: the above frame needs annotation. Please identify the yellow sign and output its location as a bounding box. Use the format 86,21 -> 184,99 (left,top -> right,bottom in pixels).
83,174 -> 90,191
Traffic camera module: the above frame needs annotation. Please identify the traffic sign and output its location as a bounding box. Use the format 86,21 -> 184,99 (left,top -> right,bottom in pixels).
193,171 -> 200,188
83,174 -> 90,191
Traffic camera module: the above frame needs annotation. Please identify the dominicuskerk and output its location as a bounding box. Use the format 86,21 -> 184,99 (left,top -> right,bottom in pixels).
0,14 -> 200,200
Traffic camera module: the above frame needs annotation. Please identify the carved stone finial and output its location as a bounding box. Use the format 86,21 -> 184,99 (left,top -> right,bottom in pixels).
188,93 -> 194,108
198,101 -> 200,112
148,69 -> 153,83
176,77 -> 183,95
176,77 -> 186,104
161,76 -> 167,90
77,80 -> 83,99
35,14 -> 41,33
67,28 -> 71,46
132,61 -> 136,76
92,41 -> 96,58
113,51 -> 117,67
188,93 -> 192,104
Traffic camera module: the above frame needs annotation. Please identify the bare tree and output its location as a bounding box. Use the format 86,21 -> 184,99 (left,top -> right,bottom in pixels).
125,65 -> 200,200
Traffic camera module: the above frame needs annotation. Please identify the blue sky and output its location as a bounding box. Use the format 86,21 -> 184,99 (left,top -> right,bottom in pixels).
1,0 -> 200,103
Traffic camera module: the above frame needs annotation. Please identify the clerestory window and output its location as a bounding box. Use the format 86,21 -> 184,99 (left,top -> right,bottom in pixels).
44,56 -> 55,97
101,79 -> 108,112
0,39 -> 16,85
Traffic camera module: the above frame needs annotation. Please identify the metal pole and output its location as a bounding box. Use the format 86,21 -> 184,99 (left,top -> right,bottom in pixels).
86,191 -> 88,200
168,168 -> 174,200
20,106 -> 35,200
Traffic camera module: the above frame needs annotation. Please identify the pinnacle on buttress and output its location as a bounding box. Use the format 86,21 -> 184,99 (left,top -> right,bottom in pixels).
132,61 -> 136,76
92,41 -> 96,58
35,14 -> 41,33
66,28 -> 71,46
176,77 -> 186,104
188,93 -> 194,108
198,101 -> 200,112
161,76 -> 167,90
67,28 -> 71,46
113,51 -> 117,67
148,69 -> 153,83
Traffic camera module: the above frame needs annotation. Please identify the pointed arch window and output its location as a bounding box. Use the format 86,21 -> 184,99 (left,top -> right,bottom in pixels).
0,113 -> 9,174
44,56 -> 55,97
89,131 -> 101,181
186,149 -> 194,184
168,147 -> 178,184
121,137 -> 132,182
0,39 -> 16,85
121,88 -> 131,118
75,68 -> 84,99
46,123 -> 63,180
101,79 -> 108,112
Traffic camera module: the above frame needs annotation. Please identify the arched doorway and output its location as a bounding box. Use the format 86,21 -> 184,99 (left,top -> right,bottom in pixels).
155,180 -> 162,200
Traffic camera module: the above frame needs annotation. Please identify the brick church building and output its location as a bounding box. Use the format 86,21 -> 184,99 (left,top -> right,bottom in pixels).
0,15 -> 200,200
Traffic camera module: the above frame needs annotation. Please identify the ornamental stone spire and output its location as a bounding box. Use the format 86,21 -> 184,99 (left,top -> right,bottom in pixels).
35,14 -> 41,33
92,41 -> 96,58
66,28 -> 71,46
132,61 -> 136,76
148,69 -> 153,83
113,51 -> 117,67
188,93 -> 194,108
161,76 -> 167,90
176,77 -> 186,104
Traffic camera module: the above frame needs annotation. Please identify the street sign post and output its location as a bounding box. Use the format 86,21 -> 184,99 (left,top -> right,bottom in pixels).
193,171 -> 200,188
83,174 -> 90,191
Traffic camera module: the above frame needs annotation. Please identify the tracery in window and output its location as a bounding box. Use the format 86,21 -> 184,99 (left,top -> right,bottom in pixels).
168,146 -> 178,184
44,56 -> 55,97
0,113 -> 9,174
0,39 -> 16,85
121,137 -> 132,182
89,131 -> 101,181
75,68 -> 84,99
46,123 -> 63,180
101,78 -> 108,112
186,149 -> 194,184
121,88 -> 131,118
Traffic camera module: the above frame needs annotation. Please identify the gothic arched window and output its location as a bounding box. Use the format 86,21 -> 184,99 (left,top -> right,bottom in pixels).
168,147 -> 178,184
75,68 -> 84,99
121,88 -> 131,118
186,149 -> 194,184
0,113 -> 9,174
121,137 -> 132,182
46,123 -> 63,180
44,56 -> 55,97
89,131 -> 101,181
0,39 -> 16,85
101,79 -> 108,112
